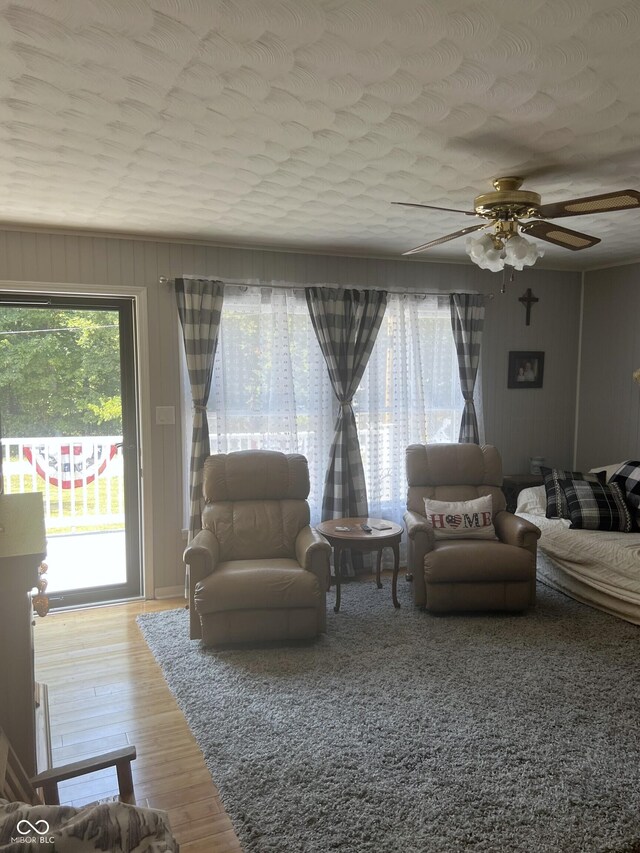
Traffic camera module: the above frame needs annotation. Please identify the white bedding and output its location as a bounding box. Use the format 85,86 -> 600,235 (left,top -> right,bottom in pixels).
516,486 -> 640,623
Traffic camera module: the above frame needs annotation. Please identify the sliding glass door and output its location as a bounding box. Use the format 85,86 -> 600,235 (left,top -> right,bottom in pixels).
0,293 -> 141,607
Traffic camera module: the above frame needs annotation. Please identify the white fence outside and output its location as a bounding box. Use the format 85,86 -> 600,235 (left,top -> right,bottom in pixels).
2,414 -> 459,533
208,416 -> 455,457
2,436 -> 124,531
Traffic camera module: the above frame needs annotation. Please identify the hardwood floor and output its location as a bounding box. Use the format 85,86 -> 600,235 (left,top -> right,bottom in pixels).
34,597 -> 243,852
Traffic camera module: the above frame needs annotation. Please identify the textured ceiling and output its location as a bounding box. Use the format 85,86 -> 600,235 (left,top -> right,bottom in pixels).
2,0 -> 640,268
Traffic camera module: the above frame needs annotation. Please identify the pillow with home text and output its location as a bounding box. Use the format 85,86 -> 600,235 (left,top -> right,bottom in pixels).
423,494 -> 497,539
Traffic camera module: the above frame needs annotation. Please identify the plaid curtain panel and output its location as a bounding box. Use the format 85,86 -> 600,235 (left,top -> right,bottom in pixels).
176,277 -> 225,538
306,287 -> 387,520
449,294 -> 485,443
558,478 -> 635,532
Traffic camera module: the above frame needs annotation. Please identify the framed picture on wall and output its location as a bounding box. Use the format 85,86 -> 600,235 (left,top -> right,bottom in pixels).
508,351 -> 544,388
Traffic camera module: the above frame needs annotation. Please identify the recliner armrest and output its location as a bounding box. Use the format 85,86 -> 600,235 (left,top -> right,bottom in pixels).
404,510 -> 435,548
183,528 -> 220,640
295,526 -> 332,590
494,511 -> 541,552
404,510 -> 435,608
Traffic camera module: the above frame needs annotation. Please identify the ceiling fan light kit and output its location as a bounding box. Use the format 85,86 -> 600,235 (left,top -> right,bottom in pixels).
466,230 -> 544,272
397,178 -> 640,273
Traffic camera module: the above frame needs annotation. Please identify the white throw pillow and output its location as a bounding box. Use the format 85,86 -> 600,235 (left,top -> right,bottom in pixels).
589,463 -> 624,483
423,494 -> 497,539
516,485 -> 547,516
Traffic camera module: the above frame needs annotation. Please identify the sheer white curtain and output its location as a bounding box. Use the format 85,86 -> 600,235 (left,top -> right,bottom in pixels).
354,293 -> 465,529
207,285 -> 335,523
180,285 -> 475,537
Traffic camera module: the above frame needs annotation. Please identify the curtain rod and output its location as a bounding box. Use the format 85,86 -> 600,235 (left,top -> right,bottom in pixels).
158,276 -> 492,298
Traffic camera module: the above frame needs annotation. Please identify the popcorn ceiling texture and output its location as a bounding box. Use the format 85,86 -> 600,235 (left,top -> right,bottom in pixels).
2,0 -> 640,267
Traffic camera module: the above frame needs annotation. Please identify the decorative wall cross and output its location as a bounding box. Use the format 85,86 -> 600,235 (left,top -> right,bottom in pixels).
518,288 -> 539,326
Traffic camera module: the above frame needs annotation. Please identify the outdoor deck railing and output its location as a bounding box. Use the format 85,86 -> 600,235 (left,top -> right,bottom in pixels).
2,414 -> 458,533
2,436 -> 125,532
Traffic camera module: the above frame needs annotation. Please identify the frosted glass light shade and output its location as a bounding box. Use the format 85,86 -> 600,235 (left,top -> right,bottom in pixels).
466,230 -> 544,272
503,234 -> 545,270
466,234 -> 505,271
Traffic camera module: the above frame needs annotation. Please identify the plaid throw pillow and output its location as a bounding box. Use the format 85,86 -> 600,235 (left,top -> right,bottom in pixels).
540,467 -> 605,519
558,479 -> 635,532
610,460 -> 640,511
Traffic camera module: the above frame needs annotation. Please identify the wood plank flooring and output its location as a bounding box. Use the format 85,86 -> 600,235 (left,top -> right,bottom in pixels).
34,598 -> 243,852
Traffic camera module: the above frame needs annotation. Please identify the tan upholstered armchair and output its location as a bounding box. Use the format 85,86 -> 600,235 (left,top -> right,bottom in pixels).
404,443 -> 541,613
184,450 -> 331,647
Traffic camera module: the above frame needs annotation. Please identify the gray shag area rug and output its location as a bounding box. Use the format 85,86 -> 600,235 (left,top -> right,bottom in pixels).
137,582 -> 640,853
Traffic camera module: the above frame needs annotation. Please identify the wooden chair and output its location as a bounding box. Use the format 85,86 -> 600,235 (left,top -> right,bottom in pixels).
0,726 -> 136,806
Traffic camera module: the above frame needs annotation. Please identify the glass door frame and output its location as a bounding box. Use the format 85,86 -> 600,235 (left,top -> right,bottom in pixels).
0,287 -> 146,607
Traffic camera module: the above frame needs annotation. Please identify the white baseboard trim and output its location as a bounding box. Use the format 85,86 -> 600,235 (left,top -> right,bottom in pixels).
153,585 -> 187,600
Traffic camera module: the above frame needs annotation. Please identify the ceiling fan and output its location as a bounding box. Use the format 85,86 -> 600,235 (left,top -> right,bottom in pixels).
394,177 -> 640,271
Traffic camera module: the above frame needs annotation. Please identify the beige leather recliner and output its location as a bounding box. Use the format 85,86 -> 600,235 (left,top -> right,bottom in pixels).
404,443 -> 541,613
184,450 -> 331,647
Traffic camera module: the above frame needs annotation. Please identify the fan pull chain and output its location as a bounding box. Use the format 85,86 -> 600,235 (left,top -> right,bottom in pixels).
500,266 -> 515,294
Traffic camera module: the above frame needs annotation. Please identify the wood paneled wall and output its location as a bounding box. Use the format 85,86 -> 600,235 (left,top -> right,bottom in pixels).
481,268 -> 582,473
577,264 -> 640,468
0,228 -> 581,592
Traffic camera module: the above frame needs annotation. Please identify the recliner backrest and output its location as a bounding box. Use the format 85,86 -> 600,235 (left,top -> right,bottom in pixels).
201,451 -> 310,561
406,443 -> 506,516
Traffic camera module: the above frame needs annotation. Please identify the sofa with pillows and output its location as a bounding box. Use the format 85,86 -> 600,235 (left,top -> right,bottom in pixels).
515,460 -> 640,624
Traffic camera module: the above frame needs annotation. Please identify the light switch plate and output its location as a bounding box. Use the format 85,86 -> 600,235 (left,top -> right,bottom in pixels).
155,406 -> 175,425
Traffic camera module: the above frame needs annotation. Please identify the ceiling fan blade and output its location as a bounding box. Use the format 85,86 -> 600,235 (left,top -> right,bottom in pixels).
519,220 -> 601,250
536,189 -> 640,219
392,201 -> 476,216
403,223 -> 487,256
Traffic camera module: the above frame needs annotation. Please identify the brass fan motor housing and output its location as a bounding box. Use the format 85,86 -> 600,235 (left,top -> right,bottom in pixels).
474,177 -> 541,219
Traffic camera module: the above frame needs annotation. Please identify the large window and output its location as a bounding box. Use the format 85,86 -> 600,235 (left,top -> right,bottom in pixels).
183,286 -> 467,527
206,286 -> 335,522
355,294 -> 464,525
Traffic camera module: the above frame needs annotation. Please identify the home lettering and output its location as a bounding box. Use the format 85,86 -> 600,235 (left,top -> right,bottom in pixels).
463,511 -> 492,528
428,511 -> 492,529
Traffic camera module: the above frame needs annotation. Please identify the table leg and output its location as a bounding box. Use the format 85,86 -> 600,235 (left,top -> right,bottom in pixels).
333,545 -> 342,613
375,549 -> 383,589
391,541 -> 400,608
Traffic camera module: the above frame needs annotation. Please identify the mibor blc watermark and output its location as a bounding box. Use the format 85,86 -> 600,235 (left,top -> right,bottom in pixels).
11,818 -> 55,844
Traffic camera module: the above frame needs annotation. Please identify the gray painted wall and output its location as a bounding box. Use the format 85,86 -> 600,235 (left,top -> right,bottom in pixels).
577,264 -> 640,468
0,228 -> 582,591
481,268 -> 582,474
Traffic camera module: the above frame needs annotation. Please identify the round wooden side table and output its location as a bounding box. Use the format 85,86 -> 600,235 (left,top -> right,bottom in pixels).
316,517 -> 403,612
